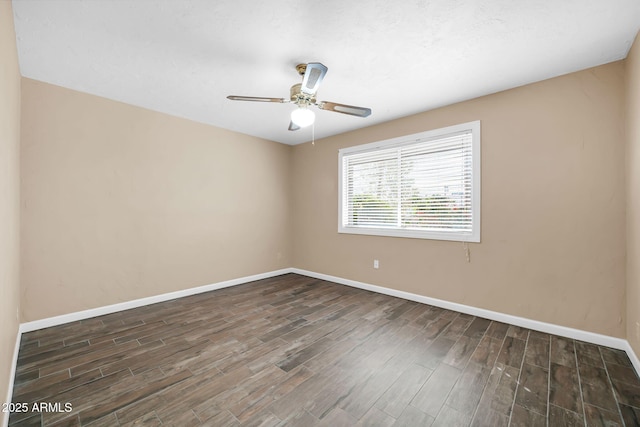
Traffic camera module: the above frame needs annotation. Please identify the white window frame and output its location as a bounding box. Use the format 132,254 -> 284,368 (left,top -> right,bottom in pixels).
338,121 -> 481,242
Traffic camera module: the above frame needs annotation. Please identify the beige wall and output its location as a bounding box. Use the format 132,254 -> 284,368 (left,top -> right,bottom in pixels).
0,0 -> 21,421
292,62 -> 627,338
20,79 -> 292,321
627,33 -> 640,354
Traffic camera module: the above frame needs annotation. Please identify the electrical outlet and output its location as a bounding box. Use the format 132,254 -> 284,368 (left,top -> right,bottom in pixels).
373,259 -> 379,269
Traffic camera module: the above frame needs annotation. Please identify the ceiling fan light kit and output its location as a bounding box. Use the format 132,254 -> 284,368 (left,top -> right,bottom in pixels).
290,106 -> 315,128
227,62 -> 371,133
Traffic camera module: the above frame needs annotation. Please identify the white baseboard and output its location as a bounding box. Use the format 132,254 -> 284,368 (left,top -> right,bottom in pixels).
291,268 -> 632,353
19,268 -> 293,333
623,341 -> 640,378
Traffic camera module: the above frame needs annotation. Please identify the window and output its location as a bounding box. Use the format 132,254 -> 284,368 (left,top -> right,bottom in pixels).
338,121 -> 480,242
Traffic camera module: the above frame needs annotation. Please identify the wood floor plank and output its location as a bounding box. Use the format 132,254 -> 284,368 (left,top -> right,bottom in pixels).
583,403 -> 624,426
9,273 -> 640,426
39,368 -> 134,425
506,325 -> 529,340
119,411 -> 163,427
440,315 -> 473,341
201,410 -> 241,427
442,335 -> 481,369
17,341 -> 91,370
410,363 -> 459,418
375,363 -> 432,418
469,335 -> 502,367
393,405 -> 434,427
514,363 -> 548,416
607,362 -> 640,386
463,317 -> 491,339
431,405 -> 471,427
416,335 -> 457,370
495,336 -> 526,369
338,365 -> 404,420
355,406 -> 396,427
274,409 -> 318,427
276,337 -> 336,372
549,362 -> 583,414
601,347 -> 634,367
267,372 -> 332,420
13,369 -> 101,404
575,341 -> 605,368
550,336 -> 577,367
484,321 -> 509,341
470,363 -> 513,427
77,369 -> 192,425
611,378 -> 640,408
548,404 -> 584,426
578,364 -> 619,412
489,364 -> 520,416
40,340 -> 140,377
12,369 -> 39,388
93,339 -> 166,376
12,370 -> 70,399
509,404 -> 546,427
524,336 -> 550,368
443,361 -> 491,416
226,370 -> 287,423
305,369 -> 365,420
620,403 -> 640,426
114,396 -> 166,425
316,407 -> 357,427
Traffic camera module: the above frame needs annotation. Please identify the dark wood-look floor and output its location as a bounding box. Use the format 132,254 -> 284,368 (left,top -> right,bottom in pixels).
9,274 -> 640,427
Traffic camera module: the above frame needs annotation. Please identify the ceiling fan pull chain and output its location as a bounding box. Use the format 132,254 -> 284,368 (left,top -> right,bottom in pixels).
312,122 -> 315,145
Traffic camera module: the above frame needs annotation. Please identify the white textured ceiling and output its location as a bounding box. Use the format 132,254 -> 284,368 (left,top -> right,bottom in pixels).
11,0 -> 640,145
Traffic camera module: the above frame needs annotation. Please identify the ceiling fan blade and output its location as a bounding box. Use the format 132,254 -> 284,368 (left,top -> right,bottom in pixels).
318,101 -> 372,117
288,121 -> 300,131
227,95 -> 287,103
300,62 -> 328,95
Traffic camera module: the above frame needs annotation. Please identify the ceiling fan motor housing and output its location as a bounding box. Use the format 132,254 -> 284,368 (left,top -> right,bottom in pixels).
290,83 -> 315,106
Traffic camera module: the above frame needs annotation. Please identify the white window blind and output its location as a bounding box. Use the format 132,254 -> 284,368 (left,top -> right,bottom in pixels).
339,121 -> 480,242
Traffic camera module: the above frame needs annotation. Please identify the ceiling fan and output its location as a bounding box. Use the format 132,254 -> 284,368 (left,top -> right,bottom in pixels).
227,62 -> 372,131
